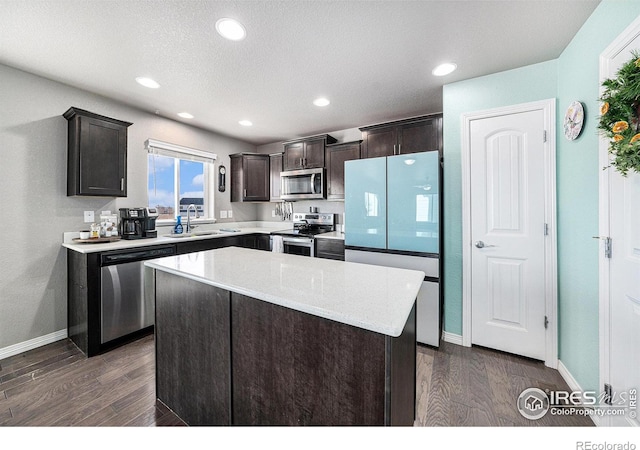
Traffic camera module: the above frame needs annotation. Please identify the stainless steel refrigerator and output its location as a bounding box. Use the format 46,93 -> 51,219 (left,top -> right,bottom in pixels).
344,151 -> 441,346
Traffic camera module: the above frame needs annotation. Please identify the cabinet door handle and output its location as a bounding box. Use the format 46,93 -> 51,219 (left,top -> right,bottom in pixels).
393,144 -> 397,155
398,144 -> 402,154
120,178 -> 124,191
244,188 -> 247,198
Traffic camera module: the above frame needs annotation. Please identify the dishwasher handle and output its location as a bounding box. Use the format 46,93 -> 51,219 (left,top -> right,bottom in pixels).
100,246 -> 175,266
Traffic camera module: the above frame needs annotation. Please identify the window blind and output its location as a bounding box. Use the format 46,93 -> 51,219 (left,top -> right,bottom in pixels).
145,139 -> 217,164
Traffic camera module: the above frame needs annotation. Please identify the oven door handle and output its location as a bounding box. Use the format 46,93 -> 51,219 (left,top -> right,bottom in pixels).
282,237 -> 313,245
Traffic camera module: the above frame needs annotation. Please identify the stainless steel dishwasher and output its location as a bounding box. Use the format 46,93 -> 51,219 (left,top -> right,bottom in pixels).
100,246 -> 175,344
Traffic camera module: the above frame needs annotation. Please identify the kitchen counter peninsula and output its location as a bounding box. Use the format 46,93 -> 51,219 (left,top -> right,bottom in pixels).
144,247 -> 423,426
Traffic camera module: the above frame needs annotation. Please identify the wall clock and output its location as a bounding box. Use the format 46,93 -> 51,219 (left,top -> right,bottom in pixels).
564,101 -> 584,140
218,165 -> 226,192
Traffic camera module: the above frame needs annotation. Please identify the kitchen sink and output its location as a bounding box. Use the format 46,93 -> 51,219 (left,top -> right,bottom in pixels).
165,231 -> 221,238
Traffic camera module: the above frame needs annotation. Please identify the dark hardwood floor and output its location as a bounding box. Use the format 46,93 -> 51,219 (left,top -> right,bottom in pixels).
0,335 -> 184,426
0,335 -> 592,426
415,341 -> 593,426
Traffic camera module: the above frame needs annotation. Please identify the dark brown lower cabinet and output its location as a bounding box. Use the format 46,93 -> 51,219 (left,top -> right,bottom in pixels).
153,270 -> 416,426
315,237 -> 345,261
155,271 -> 231,426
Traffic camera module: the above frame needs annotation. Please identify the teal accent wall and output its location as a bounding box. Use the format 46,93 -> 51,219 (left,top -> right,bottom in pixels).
442,0 -> 640,393
442,60 -> 558,334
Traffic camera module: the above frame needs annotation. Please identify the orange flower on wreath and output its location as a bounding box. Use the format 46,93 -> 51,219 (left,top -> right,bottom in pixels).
601,102 -> 610,115
612,121 -> 629,133
613,134 -> 625,142
631,133 -> 640,144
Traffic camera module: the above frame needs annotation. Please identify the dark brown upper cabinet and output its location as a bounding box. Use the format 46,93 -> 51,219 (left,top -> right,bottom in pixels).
269,153 -> 283,202
230,153 -> 270,202
359,114 -> 442,159
325,140 -> 361,200
64,107 -> 132,197
282,134 -> 337,171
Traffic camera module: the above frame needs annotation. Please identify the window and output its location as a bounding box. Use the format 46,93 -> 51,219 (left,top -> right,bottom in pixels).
146,139 -> 217,223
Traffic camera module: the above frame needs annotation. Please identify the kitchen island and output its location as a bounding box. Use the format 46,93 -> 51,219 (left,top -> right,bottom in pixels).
144,247 -> 424,426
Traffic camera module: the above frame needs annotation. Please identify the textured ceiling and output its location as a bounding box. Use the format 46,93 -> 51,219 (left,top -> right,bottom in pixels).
0,0 -> 600,145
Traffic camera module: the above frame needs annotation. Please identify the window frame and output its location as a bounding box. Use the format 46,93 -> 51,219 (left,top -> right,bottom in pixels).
145,139 -> 217,225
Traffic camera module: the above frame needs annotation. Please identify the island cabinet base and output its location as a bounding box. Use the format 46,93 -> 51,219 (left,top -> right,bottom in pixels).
155,272 -> 231,426
154,271 -> 416,426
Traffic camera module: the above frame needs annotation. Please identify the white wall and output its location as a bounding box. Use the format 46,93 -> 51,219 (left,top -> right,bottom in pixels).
0,63 -> 257,350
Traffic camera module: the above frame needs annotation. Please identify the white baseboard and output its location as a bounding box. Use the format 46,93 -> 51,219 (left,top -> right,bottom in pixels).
442,331 -> 463,346
0,329 -> 68,360
557,360 -> 601,426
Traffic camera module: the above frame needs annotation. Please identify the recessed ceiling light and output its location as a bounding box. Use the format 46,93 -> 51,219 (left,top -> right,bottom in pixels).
177,112 -> 194,119
313,97 -> 330,107
135,77 -> 160,89
432,63 -> 457,77
239,120 -> 253,126
215,18 -> 246,41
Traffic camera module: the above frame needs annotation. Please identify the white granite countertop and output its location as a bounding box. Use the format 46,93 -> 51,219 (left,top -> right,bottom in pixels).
145,246 -> 423,337
314,231 -> 345,240
62,222 -> 293,254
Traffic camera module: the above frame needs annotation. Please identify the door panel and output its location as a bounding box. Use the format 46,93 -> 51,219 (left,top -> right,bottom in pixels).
344,157 -> 387,249
470,110 -> 546,360
609,160 -> 640,426
387,152 -> 439,253
604,34 -> 640,426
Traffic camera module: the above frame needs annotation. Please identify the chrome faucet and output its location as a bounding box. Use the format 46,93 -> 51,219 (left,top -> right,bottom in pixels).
186,204 -> 199,233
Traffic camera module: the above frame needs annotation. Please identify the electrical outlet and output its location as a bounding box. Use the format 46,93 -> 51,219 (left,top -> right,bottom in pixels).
272,210 -> 276,217
83,211 -> 94,223
227,210 -> 233,218
220,210 -> 228,219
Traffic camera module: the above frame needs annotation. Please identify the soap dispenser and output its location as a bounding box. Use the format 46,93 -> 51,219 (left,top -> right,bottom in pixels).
174,216 -> 183,234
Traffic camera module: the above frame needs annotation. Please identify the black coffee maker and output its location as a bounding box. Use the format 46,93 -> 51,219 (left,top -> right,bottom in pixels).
143,207 -> 158,238
119,208 -> 146,239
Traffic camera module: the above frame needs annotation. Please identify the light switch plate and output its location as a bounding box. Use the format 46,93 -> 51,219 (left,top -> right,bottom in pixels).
220,210 -> 228,219
83,211 -> 94,223
272,210 -> 276,217
227,210 -> 233,218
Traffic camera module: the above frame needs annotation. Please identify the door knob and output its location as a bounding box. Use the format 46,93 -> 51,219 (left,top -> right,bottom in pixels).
475,241 -> 496,248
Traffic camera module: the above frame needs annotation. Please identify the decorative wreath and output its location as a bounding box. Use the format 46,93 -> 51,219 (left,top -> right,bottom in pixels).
598,50 -> 640,177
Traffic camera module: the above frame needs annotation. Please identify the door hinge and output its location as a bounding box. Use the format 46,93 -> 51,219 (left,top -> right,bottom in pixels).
544,315 -> 549,329
543,130 -> 547,143
544,223 -> 549,236
604,237 -> 612,258
604,383 -> 613,405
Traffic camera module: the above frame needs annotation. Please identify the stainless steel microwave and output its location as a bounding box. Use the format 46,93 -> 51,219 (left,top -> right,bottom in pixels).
280,167 -> 325,200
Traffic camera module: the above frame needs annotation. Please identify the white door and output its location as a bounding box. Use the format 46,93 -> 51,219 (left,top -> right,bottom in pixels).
601,25 -> 640,426
608,169 -> 640,426
469,109 -> 547,360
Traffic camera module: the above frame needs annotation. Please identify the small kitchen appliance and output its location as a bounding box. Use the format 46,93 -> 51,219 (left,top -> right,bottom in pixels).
119,208 -> 147,240
143,207 -> 159,238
